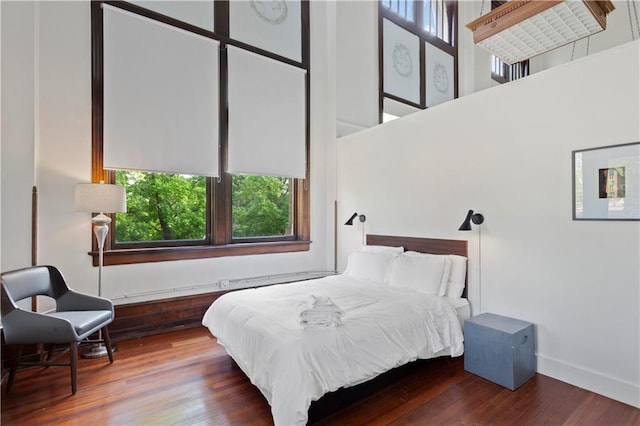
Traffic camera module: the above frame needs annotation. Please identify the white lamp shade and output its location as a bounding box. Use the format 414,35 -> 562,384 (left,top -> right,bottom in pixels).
75,183 -> 127,213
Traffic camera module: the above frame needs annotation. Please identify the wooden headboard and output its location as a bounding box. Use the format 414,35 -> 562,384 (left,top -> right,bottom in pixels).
366,234 -> 468,298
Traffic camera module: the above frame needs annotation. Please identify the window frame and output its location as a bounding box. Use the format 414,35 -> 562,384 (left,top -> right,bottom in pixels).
111,171 -> 213,249
378,0 -> 459,121
230,175 -> 295,242
90,1 -> 311,266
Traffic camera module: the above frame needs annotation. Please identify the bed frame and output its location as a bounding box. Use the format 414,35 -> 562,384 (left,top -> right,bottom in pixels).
366,234 -> 468,298
308,234 -> 469,422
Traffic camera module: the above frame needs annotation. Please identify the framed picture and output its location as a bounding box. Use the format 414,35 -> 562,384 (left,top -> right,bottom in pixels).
572,142 -> 640,220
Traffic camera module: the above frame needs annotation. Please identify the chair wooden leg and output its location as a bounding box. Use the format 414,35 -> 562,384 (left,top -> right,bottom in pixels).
6,345 -> 23,393
70,341 -> 78,395
42,344 -> 56,366
102,327 -> 114,363
38,343 -> 46,363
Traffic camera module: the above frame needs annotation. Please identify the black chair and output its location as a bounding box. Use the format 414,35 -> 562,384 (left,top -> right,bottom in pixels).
1,265 -> 114,394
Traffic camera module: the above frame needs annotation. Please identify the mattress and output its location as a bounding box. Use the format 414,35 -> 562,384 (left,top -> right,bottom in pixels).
202,274 -> 464,425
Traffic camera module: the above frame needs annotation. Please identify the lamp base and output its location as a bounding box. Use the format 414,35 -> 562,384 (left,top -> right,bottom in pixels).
81,343 -> 117,359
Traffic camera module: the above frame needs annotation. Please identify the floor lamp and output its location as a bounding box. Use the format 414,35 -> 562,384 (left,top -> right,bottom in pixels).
75,181 -> 126,358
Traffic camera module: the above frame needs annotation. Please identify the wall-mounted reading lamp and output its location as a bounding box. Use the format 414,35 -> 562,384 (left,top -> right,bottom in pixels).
345,212 -> 367,245
345,212 -> 366,226
458,209 -> 484,231
458,209 -> 484,314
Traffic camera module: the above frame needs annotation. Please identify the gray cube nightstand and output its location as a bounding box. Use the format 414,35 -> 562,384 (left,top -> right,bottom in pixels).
463,313 -> 536,390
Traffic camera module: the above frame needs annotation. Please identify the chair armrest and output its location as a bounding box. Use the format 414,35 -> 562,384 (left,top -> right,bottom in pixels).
57,290 -> 114,314
2,310 -> 79,344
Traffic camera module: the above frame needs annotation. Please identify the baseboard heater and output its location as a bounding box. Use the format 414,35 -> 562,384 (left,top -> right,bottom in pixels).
109,270 -> 337,341
111,270 -> 337,302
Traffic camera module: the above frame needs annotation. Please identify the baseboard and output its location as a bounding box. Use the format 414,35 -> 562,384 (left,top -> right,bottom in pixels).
110,290 -> 227,341
537,353 -> 640,408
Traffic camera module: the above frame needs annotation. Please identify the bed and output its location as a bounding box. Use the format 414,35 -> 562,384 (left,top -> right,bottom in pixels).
202,235 -> 470,425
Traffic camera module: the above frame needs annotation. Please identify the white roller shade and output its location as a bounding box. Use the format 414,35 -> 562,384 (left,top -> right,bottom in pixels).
227,46 -> 306,178
102,4 -> 220,176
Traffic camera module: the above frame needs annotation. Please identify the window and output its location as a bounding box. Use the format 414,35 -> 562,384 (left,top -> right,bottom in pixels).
491,56 -> 529,84
379,0 -> 458,121
91,1 -> 310,265
381,0 -> 415,22
422,0 -> 456,45
114,171 -> 208,247
381,0 -> 456,47
232,175 -> 293,240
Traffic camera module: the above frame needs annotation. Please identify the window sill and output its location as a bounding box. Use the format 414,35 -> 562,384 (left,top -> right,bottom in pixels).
90,240 -> 312,266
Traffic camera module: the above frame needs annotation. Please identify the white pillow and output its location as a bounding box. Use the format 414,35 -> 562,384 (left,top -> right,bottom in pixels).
387,251 -> 451,296
446,255 -> 467,298
360,245 -> 404,254
344,250 -> 398,283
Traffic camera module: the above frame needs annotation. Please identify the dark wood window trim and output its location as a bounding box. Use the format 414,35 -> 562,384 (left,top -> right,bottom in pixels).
91,241 -> 311,267
91,1 -> 311,266
378,0 -> 459,122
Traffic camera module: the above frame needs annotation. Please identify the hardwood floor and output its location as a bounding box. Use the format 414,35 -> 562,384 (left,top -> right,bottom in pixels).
2,327 -> 638,425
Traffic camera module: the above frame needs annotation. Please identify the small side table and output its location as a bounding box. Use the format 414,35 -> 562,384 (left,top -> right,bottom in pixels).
463,313 -> 535,390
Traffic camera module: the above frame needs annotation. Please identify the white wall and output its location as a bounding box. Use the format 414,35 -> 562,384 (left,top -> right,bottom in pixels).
0,1 -> 3,275
316,1 -> 339,271
336,1 -> 379,136
536,0 -> 639,70
337,41 -> 640,408
1,1 -> 335,304
1,1 -> 37,272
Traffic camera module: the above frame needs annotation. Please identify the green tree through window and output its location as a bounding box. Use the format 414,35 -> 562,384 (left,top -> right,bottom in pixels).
114,171 -> 293,244
232,175 -> 292,238
115,171 -> 207,242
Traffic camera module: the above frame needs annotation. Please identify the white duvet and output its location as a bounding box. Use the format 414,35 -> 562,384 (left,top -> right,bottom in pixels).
202,274 -> 464,426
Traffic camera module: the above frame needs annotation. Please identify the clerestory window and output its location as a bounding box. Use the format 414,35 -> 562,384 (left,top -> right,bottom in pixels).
379,0 -> 458,121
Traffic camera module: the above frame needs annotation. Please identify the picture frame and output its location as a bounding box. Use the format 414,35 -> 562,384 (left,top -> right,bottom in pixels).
572,142 -> 640,221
